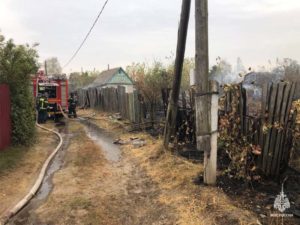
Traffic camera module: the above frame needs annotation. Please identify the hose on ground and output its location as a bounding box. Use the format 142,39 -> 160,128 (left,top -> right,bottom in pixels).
0,108 -> 95,224
57,104 -> 95,121
0,123 -> 63,225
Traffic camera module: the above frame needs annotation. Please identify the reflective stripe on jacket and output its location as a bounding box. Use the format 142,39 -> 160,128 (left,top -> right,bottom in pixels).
39,98 -> 48,110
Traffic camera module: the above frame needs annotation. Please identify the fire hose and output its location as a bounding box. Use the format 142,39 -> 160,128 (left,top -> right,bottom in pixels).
0,107 -> 96,224
0,121 -> 63,225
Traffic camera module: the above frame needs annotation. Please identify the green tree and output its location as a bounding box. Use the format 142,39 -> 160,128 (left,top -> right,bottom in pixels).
127,61 -> 171,123
0,34 -> 39,145
167,58 -> 195,90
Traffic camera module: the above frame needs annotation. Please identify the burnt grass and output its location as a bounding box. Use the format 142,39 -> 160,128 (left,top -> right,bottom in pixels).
187,147 -> 300,223
132,124 -> 300,223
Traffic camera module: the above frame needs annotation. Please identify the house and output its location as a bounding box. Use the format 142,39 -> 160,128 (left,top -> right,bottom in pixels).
77,67 -> 135,108
89,67 -> 135,93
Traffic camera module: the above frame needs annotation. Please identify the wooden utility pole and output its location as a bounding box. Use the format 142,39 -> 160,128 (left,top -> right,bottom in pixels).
195,0 -> 218,185
44,61 -> 48,76
164,0 -> 191,148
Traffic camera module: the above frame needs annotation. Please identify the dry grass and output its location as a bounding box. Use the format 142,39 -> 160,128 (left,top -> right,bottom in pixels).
0,127 -> 58,215
123,138 -> 258,225
87,110 -> 260,225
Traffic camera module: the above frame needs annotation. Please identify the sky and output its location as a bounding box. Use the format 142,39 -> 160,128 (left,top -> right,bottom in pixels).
0,0 -> 300,73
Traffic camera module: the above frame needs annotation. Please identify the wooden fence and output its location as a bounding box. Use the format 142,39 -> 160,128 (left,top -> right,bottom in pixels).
78,86 -> 141,123
77,82 -> 298,177
222,82 -> 297,177
170,82 -> 299,176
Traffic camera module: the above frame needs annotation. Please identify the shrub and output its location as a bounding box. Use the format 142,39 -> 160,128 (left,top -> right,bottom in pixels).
0,35 -> 39,145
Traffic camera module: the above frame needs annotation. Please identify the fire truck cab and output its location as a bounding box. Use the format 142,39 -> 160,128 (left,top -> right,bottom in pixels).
32,71 -> 69,116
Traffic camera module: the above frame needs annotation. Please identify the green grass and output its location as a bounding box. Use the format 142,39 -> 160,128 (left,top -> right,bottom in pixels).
0,146 -> 27,174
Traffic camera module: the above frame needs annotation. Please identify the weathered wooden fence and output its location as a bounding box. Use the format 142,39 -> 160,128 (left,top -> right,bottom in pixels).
222,82 -> 298,177
161,88 -> 197,144
78,86 -> 141,123
165,82 -> 299,177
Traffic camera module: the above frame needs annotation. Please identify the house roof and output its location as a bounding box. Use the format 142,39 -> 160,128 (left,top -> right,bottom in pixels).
84,67 -> 133,89
93,67 -> 121,87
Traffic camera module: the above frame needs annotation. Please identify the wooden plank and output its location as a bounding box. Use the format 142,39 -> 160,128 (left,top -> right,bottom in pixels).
265,83 -> 282,176
262,83 -> 278,174
260,82 -> 272,168
275,83 -> 293,175
277,83 -> 296,174
269,82 -> 286,175
239,84 -> 245,137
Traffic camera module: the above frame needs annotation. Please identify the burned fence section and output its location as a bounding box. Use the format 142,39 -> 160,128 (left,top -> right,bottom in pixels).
221,82 -> 298,177
78,86 -> 141,124
161,88 -> 197,145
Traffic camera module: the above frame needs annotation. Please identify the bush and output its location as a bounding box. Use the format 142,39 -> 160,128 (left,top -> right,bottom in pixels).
0,35 -> 39,145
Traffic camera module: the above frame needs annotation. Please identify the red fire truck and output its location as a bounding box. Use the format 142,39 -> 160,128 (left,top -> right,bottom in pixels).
32,71 -> 69,116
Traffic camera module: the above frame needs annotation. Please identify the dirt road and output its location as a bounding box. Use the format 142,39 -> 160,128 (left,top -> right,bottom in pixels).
9,121 -> 176,225
6,113 -> 298,225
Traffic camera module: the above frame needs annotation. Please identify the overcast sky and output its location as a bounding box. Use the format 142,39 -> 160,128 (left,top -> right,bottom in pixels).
0,0 -> 299,73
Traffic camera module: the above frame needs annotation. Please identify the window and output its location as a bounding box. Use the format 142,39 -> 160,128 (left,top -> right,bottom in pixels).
38,86 -> 57,98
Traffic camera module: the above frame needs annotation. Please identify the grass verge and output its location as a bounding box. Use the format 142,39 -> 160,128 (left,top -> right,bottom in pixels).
0,146 -> 27,174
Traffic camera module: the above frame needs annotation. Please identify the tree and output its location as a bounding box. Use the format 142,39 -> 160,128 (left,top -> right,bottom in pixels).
69,71 -> 97,93
167,58 -> 195,91
0,34 -> 39,145
127,61 -> 172,124
272,58 -> 300,75
45,57 -> 62,74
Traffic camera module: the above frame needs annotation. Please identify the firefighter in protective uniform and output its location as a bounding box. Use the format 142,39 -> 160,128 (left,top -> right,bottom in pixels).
68,93 -> 77,118
37,93 -> 49,123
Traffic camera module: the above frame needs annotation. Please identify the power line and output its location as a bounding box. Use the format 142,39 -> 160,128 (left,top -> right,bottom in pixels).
63,0 -> 109,69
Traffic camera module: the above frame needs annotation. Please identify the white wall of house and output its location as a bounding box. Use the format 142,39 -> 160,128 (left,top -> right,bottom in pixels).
102,84 -> 135,93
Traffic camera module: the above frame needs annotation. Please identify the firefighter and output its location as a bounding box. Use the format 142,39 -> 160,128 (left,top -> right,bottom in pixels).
68,93 -> 77,118
52,103 -> 60,123
37,93 -> 49,123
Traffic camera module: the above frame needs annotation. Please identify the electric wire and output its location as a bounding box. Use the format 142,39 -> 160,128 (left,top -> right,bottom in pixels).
63,0 -> 109,68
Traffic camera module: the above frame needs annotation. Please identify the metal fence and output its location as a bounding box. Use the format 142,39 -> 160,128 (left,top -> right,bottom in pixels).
0,84 -> 11,150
